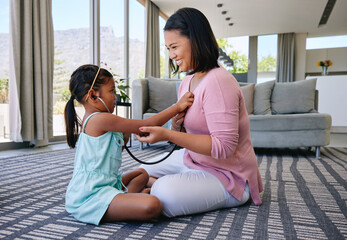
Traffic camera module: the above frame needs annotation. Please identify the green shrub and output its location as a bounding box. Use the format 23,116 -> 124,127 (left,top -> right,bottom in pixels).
53,100 -> 66,115
61,88 -> 70,102
0,78 -> 9,104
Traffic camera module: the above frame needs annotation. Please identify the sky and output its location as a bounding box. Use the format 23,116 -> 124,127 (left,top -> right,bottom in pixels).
52,0 -> 145,41
0,0 -> 9,33
1,0 -> 347,56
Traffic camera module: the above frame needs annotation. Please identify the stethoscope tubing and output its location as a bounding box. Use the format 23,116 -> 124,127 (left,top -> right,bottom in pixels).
124,125 -> 182,165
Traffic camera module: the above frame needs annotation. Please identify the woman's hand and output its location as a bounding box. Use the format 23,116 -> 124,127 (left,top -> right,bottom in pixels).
175,92 -> 194,112
135,127 -> 169,144
171,112 -> 185,131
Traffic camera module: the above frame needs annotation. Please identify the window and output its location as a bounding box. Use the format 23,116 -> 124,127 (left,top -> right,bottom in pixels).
100,0 -> 124,78
0,0 -> 9,142
306,35 -> 347,49
159,16 -> 168,78
257,34 -> 277,83
100,0 -> 126,117
129,0 -> 145,84
52,0 -> 90,136
216,36 -> 248,82
306,35 -> 347,74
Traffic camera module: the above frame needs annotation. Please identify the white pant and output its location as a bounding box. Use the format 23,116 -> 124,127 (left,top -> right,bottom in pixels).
140,149 -> 250,218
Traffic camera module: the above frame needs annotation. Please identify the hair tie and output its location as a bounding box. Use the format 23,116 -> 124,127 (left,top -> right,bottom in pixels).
70,95 -> 75,101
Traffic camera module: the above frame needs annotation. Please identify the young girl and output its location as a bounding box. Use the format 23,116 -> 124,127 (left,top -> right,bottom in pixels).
64,64 -> 194,225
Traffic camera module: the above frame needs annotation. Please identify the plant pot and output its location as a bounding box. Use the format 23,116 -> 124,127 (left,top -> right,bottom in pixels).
115,94 -> 122,104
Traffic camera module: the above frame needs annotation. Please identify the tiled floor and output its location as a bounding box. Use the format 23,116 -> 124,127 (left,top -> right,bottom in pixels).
0,133 -> 346,159
0,141 -> 69,159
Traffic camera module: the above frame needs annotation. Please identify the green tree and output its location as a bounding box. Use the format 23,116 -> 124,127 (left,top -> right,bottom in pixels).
216,38 -> 231,50
60,88 -> 70,102
0,78 -> 9,103
137,68 -> 145,79
53,46 -> 69,95
229,51 -> 248,73
217,38 -> 248,73
160,54 -> 166,78
258,55 -> 276,72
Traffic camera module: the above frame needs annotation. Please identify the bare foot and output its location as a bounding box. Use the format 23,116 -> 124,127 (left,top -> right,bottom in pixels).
141,188 -> 151,194
147,177 -> 157,188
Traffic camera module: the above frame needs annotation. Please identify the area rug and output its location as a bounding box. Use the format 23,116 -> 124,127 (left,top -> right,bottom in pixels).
0,146 -> 346,239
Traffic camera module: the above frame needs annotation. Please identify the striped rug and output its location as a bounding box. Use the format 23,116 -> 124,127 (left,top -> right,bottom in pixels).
0,145 -> 346,239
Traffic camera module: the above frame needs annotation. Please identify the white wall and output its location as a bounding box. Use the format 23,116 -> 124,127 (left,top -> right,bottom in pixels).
306,47 -> 347,73
307,76 -> 347,131
303,45 -> 347,132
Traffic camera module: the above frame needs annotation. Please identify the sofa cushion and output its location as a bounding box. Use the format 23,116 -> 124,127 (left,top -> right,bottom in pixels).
249,113 -> 331,131
253,80 -> 275,115
240,84 -> 255,114
271,78 -> 317,114
148,77 -> 178,112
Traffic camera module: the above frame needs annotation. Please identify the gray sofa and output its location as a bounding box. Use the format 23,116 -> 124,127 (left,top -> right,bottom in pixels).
132,77 -> 332,157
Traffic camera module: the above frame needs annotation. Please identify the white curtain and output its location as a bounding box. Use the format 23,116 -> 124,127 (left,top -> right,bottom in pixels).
145,0 -> 160,78
276,33 -> 295,82
9,0 -> 54,146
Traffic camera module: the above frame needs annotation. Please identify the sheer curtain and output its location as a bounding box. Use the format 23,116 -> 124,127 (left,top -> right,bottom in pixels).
276,33 -> 295,82
145,0 -> 160,78
9,0 -> 54,146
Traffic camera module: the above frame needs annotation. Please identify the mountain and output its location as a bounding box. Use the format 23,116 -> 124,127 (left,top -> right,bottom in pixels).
54,26 -> 145,80
0,26 -> 145,82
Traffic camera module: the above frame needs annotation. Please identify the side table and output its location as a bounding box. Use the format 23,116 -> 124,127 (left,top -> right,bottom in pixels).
116,102 -> 132,147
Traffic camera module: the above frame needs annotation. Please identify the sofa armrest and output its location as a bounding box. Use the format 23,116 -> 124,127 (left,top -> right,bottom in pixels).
132,78 -> 149,120
314,89 -> 319,111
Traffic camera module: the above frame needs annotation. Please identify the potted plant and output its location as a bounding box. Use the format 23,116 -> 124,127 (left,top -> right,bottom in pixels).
114,76 -> 130,103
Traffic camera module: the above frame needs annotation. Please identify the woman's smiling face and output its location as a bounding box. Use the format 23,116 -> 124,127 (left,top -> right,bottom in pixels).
164,30 -> 192,72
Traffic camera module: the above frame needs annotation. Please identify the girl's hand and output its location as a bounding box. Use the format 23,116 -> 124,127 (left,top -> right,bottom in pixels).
175,92 -> 194,112
122,132 -> 131,151
135,126 -> 168,144
123,132 -> 131,144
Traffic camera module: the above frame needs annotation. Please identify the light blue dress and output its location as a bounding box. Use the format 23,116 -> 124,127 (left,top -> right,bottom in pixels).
65,112 -> 126,225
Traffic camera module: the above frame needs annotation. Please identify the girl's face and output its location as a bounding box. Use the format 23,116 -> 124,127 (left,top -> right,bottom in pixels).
164,30 -> 192,72
97,78 -> 116,113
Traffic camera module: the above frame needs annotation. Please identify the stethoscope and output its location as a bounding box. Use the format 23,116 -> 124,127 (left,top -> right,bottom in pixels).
97,96 -> 181,165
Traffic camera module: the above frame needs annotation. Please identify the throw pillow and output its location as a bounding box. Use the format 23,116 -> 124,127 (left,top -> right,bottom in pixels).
253,80 -> 275,115
271,78 -> 317,114
240,84 -> 255,114
148,76 -> 178,112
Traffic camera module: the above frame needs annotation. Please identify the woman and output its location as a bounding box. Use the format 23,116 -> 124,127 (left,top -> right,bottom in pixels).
136,7 -> 263,217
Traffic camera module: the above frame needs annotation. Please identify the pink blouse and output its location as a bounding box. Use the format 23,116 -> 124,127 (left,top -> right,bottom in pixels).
179,67 -> 263,205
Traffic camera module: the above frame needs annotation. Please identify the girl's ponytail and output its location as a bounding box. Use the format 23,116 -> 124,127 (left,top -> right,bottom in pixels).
64,95 -> 80,148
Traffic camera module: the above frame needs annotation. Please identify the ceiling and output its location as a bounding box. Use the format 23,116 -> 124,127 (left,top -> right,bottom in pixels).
152,0 -> 347,38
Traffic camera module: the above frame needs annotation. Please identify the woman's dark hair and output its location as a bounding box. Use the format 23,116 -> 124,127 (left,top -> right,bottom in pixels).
164,7 -> 219,75
64,64 -> 113,148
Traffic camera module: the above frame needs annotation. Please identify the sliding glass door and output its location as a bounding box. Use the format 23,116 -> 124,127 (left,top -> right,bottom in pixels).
52,0 -> 90,136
